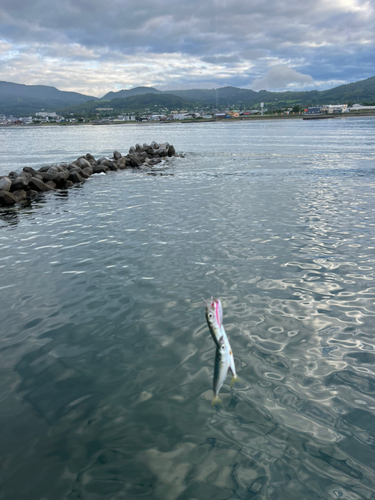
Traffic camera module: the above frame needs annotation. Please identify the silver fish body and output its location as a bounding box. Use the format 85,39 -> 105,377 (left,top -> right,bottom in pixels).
212,337 -> 230,406
205,298 -> 239,405
204,298 -> 223,347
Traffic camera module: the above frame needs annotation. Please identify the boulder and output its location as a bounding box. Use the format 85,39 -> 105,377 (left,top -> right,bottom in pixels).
0,189 -> 16,206
82,166 -> 93,177
78,157 -> 91,169
69,171 -> 83,183
117,157 -> 129,169
98,158 -> 110,166
39,172 -> 56,182
23,166 -> 38,175
135,143 -> 142,152
128,154 -> 143,167
13,189 -> 27,203
27,190 -> 39,199
11,176 -> 29,191
106,162 -> 119,171
29,178 -> 52,192
168,145 -> 176,156
128,146 -> 135,154
64,180 -> 74,188
38,166 -> 50,172
45,181 -> 56,190
113,150 -> 122,160
8,171 -> 18,178
48,166 -> 60,174
92,165 -> 107,174
0,177 -> 12,192
53,171 -> 70,187
85,153 -> 96,163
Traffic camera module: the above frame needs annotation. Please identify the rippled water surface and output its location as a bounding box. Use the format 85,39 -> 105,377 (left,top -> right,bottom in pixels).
1,118 -> 375,499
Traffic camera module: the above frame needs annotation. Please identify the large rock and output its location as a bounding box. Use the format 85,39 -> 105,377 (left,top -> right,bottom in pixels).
48,166 -> 60,174
106,161 -> 119,171
52,171 -> 70,187
11,176 -> 29,191
0,177 -> 12,191
117,157 -> 130,169
82,166 -> 93,177
113,150 -> 122,160
85,153 -> 96,163
27,190 -> 39,199
92,165 -> 107,174
23,166 -> 38,176
78,157 -> 91,169
39,172 -> 56,182
127,154 -> 144,167
168,145 -> 176,156
69,171 -> 83,183
45,181 -> 56,190
13,189 -> 27,203
28,178 -> 52,192
0,189 -> 16,205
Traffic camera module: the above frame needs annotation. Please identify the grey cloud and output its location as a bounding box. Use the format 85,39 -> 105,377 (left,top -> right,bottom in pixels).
0,0 -> 373,93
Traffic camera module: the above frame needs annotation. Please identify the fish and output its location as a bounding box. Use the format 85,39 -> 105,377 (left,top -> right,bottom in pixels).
212,336 -> 230,406
204,297 -> 222,348
205,298 -> 239,404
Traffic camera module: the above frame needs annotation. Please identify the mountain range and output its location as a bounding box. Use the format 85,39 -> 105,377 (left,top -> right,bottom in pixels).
1,76 -> 375,117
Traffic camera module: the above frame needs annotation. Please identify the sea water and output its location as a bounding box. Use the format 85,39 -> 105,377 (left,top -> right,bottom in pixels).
1,118 -> 375,499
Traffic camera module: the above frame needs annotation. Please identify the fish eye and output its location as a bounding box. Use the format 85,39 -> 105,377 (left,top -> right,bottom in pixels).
221,344 -> 225,350
208,313 -> 213,319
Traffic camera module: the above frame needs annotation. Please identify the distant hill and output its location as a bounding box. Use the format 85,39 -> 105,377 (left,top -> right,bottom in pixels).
57,93 -> 198,116
167,77 -> 375,107
167,86 -> 258,106
1,75 -> 375,116
0,81 -> 98,115
101,86 -> 162,101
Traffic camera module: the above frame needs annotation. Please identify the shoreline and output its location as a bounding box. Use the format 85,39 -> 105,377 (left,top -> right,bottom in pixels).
1,112 -> 375,128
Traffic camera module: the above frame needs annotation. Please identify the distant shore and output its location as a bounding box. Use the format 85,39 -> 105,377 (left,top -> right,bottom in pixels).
1,111 -> 374,128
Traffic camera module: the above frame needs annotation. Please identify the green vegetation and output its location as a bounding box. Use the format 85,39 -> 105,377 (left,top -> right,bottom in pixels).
0,81 -> 97,115
57,93 -> 198,118
1,75 -> 375,117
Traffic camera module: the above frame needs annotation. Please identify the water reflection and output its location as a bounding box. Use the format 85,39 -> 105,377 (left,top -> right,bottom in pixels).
1,119 -> 375,499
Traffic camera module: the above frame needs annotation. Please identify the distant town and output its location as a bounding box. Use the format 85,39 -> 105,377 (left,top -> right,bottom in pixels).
1,103 -> 375,126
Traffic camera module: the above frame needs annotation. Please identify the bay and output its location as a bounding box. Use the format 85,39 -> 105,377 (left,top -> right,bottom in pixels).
1,117 -> 375,499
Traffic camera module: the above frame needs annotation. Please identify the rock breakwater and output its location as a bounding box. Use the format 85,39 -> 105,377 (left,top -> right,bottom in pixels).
0,142 -> 178,207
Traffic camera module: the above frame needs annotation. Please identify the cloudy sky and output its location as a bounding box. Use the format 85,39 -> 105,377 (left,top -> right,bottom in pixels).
0,0 -> 374,96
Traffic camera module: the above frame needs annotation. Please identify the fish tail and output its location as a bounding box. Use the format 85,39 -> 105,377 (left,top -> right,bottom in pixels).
211,395 -> 222,407
230,375 -> 239,388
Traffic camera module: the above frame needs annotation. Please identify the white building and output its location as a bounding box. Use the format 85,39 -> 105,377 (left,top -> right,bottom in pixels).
117,115 -> 136,121
348,104 -> 375,111
35,112 -> 58,118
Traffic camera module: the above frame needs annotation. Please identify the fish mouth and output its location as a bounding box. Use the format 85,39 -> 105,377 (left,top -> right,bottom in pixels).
203,297 -> 222,328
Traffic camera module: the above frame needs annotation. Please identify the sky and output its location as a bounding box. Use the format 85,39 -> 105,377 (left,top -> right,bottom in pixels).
0,0 -> 374,97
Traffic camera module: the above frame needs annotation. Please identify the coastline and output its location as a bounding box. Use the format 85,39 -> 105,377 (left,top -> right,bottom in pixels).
1,112 -> 374,128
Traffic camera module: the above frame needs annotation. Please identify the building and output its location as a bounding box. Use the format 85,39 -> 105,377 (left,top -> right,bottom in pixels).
117,115 -> 135,121
306,106 -> 323,114
323,104 -> 348,113
35,112 -> 57,118
348,104 -> 375,111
